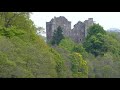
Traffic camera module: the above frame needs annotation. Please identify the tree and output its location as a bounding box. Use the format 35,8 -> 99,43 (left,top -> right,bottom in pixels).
51,26 -> 64,45
0,12 -> 59,78
84,24 -> 107,57
70,52 -> 88,78
0,12 -> 32,28
72,44 -> 88,58
59,37 -> 75,51
87,23 -> 106,38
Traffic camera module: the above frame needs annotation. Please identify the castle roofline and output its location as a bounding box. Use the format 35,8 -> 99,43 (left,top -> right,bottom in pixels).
88,18 -> 93,19
78,21 -> 83,24
73,21 -> 84,27
49,16 -> 71,23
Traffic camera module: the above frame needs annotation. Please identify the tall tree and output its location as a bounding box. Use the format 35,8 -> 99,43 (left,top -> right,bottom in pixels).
51,26 -> 64,45
0,12 -> 32,28
84,24 -> 107,57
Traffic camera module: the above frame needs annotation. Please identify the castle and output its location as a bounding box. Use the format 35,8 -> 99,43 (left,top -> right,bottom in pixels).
46,16 -> 94,43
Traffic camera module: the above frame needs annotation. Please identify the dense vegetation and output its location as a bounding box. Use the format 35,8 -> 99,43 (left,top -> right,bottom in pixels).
0,12 -> 61,78
51,23 -> 120,78
0,12 -> 120,78
51,26 -> 64,45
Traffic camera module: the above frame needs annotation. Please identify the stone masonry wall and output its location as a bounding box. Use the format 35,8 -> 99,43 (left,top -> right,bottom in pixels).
46,16 -> 93,43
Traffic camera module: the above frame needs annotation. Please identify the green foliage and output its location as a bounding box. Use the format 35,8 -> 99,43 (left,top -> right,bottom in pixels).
51,26 -> 64,45
0,26 -> 25,38
0,12 -> 59,78
84,24 -> 107,57
87,23 -> 106,37
0,35 -> 59,78
59,38 -> 75,51
58,37 -> 89,78
70,53 -> 88,78
50,48 -> 66,78
104,34 -> 120,56
53,46 -> 73,78
72,44 -> 88,58
0,12 -> 33,28
1,12 -> 120,78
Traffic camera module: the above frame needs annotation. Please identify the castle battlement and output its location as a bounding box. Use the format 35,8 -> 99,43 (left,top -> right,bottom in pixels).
46,16 -> 93,43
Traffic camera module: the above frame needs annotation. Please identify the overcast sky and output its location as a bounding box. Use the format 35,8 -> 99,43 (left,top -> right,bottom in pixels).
30,12 -> 120,31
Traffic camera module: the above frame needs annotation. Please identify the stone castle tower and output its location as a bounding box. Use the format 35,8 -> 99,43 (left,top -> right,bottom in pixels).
46,16 -> 93,43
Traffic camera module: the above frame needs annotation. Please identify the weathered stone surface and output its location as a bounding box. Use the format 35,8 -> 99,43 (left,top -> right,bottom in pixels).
46,16 -> 71,43
46,16 -> 93,43
84,18 -> 93,37
71,21 -> 85,43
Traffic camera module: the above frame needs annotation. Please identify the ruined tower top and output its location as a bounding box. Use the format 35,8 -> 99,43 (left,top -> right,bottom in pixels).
46,16 -> 94,43
49,16 -> 71,24
46,16 -> 71,43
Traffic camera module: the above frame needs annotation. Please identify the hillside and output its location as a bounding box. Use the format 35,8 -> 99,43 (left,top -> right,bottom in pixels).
0,12 -> 63,78
0,12 -> 120,78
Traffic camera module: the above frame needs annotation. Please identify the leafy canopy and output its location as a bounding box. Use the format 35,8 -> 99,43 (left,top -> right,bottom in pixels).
51,26 -> 64,45
84,24 -> 107,57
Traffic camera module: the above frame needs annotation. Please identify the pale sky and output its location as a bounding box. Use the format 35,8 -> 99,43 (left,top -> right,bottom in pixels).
30,12 -> 120,32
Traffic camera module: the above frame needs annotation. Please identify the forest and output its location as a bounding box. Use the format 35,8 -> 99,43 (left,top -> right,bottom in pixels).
0,12 -> 120,78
